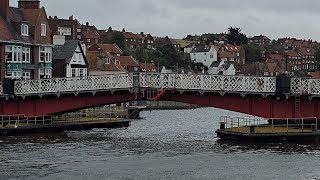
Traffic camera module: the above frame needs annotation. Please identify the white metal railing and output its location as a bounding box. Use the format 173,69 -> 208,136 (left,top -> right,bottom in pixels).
291,78 -> 320,95
220,116 -> 318,134
8,73 -> 320,96
0,114 -> 53,127
140,73 -> 276,93
14,73 -> 133,95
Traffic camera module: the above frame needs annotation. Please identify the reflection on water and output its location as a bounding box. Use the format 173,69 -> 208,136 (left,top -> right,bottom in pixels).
1,108 -> 320,180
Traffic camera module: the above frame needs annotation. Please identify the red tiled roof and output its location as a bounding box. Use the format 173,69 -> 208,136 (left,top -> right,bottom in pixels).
86,51 -> 126,72
295,47 -> 314,56
288,50 -> 301,57
219,51 -> 233,58
224,44 -> 241,52
140,63 -> 158,72
115,56 -> 139,67
123,32 -> 143,40
270,54 -> 284,60
83,29 -> 100,39
98,44 -> 122,54
0,16 -> 14,40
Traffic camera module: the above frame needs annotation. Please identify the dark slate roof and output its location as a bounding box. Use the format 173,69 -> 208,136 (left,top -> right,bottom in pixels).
53,40 -> 80,63
191,44 -> 211,53
210,60 -> 221,67
221,63 -> 232,70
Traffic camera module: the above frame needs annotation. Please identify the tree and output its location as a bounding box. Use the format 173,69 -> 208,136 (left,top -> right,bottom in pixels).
102,31 -> 126,51
226,27 -> 248,45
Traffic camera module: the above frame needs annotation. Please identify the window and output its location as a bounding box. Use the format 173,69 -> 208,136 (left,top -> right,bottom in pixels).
41,23 -> 46,36
22,72 -> 31,80
6,71 -> 22,79
40,47 -> 52,63
87,39 -> 91,43
58,27 -> 72,35
21,24 -> 29,36
72,68 -> 76,77
22,47 -> 30,63
106,58 -> 110,64
77,35 -> 82,40
77,28 -> 82,33
5,45 -> 25,63
210,55 -> 214,58
83,69 -> 87,76
79,69 -> 83,77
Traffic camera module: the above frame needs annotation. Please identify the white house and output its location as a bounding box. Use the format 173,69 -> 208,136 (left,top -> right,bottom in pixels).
52,35 -> 88,77
208,60 -> 236,75
190,45 -> 218,68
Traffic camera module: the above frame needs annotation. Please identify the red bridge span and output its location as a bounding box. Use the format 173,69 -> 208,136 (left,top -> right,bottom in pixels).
0,73 -> 320,118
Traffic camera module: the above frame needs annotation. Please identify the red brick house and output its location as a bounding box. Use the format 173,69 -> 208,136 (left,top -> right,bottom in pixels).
0,0 -> 53,80
86,51 -> 126,75
82,22 -> 100,48
48,15 -> 82,41
219,44 -> 246,65
249,35 -> 271,46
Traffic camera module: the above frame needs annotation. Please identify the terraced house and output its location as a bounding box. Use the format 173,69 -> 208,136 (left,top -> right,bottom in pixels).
0,0 -> 52,80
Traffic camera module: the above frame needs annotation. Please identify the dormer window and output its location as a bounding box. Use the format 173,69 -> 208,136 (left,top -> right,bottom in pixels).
21,24 -> 29,36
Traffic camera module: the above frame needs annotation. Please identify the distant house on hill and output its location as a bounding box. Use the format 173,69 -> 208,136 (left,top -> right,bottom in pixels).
115,56 -> 140,72
190,44 -> 218,68
249,35 -> 271,46
86,51 -> 126,75
87,43 -> 123,56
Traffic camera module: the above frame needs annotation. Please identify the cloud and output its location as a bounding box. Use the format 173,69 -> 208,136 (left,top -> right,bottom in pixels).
9,0 -> 320,40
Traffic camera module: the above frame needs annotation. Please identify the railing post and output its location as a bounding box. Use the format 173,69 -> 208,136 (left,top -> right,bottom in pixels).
302,118 -> 304,132
287,118 -> 289,133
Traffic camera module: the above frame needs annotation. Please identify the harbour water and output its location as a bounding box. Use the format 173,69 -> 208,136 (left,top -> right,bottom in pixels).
1,108 -> 320,180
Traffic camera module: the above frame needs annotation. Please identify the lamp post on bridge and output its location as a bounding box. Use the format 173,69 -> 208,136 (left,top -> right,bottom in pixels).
307,47 -> 311,76
285,40 -> 289,74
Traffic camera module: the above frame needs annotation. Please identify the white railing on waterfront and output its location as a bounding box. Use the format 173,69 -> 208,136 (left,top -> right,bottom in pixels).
140,73 -> 276,93
14,73 -> 133,95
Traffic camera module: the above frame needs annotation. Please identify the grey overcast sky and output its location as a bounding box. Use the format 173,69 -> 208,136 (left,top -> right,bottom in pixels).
10,0 -> 320,40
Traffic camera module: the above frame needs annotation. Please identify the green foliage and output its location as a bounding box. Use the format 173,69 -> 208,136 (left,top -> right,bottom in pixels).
102,31 -> 126,51
226,27 -> 248,45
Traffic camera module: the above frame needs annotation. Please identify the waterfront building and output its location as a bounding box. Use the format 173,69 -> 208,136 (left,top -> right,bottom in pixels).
0,0 -> 53,80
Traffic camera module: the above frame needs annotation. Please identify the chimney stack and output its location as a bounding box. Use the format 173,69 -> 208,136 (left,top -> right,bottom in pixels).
69,15 -> 73,20
86,22 -> 89,26
18,0 -> 40,9
0,0 -> 9,19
